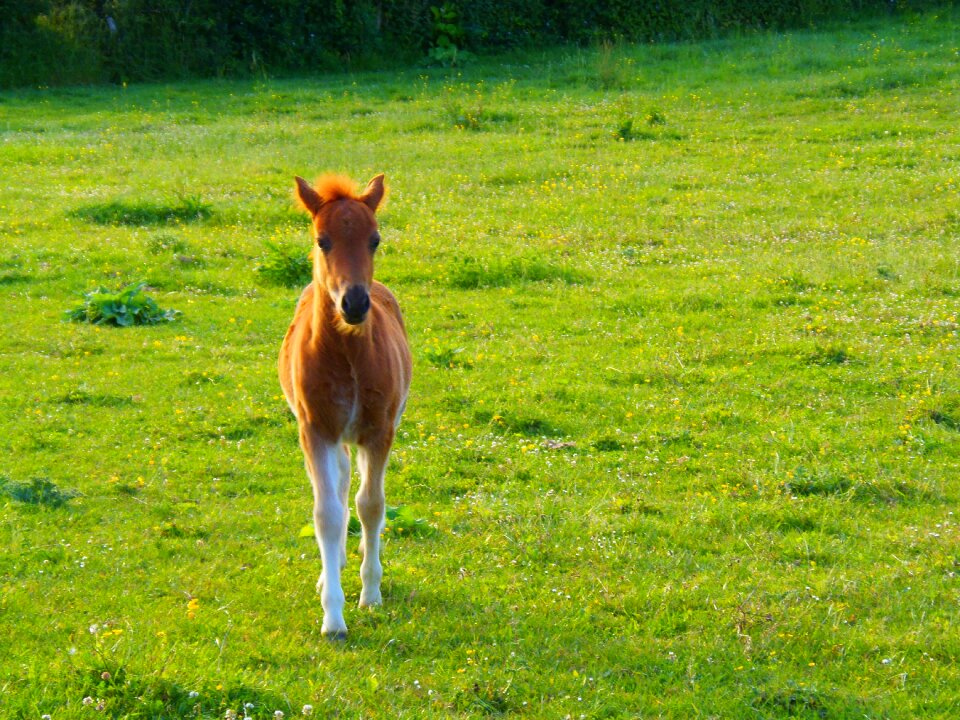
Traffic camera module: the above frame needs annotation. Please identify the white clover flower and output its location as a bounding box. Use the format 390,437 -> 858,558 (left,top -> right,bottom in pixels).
301,705 -> 314,717
42,715 -> 52,720
188,691 -> 199,699
82,697 -> 94,706
274,711 -> 285,719
225,710 -> 237,720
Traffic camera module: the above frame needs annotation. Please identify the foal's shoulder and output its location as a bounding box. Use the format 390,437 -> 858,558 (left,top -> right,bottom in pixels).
371,281 -> 406,332
371,281 -> 401,312
296,282 -> 315,306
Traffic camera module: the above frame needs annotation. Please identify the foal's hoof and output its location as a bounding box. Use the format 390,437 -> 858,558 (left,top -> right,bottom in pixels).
358,592 -> 382,609
323,629 -> 348,642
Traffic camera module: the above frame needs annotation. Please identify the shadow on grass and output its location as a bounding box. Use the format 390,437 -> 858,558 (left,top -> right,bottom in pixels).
71,665 -> 295,718
751,679 -> 832,719
448,256 -> 585,289
782,466 -> 940,505
69,196 -> 211,225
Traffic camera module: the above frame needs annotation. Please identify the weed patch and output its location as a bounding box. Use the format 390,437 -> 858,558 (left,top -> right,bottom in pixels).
594,40 -> 632,90
806,344 -> 851,366
592,436 -> 625,451
54,388 -> 134,407
441,81 -> 517,130
423,345 -> 473,369
65,282 -> 180,326
496,413 -> 565,437
300,505 -> 435,540
255,241 -> 312,287
182,370 -> 225,386
782,467 -> 851,497
0,270 -> 32,285
927,398 -> 960,431
752,681 -> 831,718
454,681 -> 512,715
613,118 -> 685,142
146,233 -> 190,254
1,477 -> 78,507
611,495 -> 663,516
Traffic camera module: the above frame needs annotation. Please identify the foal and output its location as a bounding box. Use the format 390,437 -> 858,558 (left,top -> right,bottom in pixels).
279,173 -> 411,638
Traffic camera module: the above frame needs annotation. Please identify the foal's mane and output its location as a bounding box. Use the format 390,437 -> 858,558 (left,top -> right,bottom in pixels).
313,175 -> 361,204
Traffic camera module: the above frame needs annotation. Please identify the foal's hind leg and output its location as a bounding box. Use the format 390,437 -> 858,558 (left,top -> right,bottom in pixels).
301,427 -> 348,637
355,440 -> 390,608
337,444 -> 351,571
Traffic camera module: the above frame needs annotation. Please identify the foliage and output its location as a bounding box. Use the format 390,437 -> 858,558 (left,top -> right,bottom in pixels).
65,282 -> 181,326
0,477 -> 79,507
255,241 -> 312,288
1,9 -> 960,718
427,3 -> 474,67
1,0 -> 952,87
615,106 -> 675,141
299,505 -> 435,539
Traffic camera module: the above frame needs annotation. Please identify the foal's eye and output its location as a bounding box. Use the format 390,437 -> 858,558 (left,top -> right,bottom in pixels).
317,234 -> 332,253
369,232 -> 381,252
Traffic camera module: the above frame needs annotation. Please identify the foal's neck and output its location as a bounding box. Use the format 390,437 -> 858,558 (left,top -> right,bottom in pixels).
312,280 -> 371,343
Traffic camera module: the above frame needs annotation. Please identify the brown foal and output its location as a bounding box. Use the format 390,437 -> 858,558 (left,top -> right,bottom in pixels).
278,173 -> 411,637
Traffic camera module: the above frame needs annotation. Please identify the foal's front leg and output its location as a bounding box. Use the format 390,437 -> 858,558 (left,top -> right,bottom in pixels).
302,429 -> 348,637
355,441 -> 391,608
317,444 -> 351,589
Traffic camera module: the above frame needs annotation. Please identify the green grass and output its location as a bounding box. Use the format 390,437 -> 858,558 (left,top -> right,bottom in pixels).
1,8 -> 959,718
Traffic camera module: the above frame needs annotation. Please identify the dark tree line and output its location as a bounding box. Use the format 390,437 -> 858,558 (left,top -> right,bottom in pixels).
0,0 -> 945,88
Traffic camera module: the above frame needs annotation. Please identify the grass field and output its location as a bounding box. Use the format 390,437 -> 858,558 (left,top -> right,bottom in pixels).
1,7 -> 959,718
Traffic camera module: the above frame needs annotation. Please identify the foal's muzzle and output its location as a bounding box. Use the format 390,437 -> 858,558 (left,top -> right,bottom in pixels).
340,285 -> 371,325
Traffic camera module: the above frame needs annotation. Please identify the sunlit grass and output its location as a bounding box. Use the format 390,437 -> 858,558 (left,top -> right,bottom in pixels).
1,7 -> 958,718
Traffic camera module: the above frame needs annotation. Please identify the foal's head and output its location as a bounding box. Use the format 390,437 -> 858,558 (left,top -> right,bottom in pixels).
295,174 -> 386,328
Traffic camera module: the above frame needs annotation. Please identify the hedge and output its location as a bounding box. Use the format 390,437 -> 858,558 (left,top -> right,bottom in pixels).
0,0 -> 949,88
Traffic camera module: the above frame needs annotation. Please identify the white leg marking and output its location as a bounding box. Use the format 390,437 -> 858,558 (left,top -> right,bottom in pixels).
337,444 -> 351,570
355,446 -> 387,608
309,440 -> 347,636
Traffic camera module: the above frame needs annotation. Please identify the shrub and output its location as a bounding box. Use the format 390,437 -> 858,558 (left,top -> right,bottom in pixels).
426,2 -> 474,67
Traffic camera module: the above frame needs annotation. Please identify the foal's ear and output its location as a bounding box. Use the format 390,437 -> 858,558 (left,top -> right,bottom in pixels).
359,173 -> 386,213
294,176 -> 324,215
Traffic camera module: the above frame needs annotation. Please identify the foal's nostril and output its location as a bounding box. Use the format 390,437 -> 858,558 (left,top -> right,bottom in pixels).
341,286 -> 370,323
